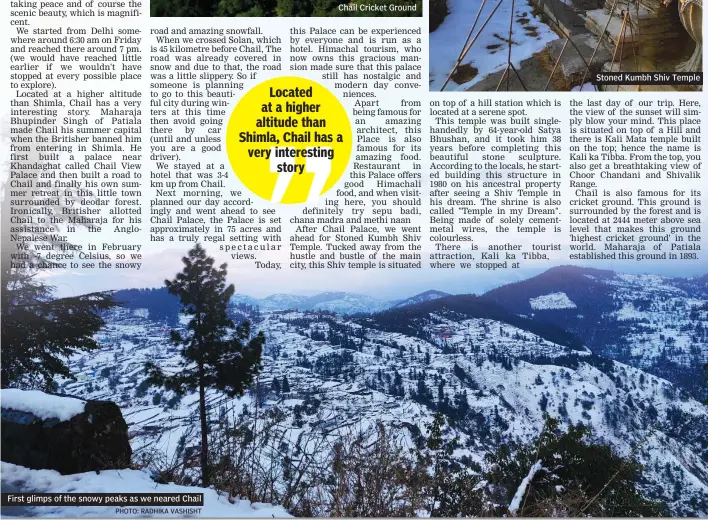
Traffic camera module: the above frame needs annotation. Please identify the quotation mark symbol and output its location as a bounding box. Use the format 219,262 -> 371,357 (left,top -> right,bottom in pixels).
269,147 -> 333,203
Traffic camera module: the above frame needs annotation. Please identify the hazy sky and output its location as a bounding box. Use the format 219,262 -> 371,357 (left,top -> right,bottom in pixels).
39,256 -> 707,301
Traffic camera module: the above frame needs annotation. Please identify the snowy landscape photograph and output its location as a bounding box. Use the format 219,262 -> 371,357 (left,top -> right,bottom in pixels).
430,0 -> 704,91
1,240 -> 708,517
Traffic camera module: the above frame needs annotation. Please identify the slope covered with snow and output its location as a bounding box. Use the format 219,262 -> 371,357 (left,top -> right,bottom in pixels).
483,266 -> 708,398
391,290 -> 450,309
529,292 -> 577,310
230,291 -> 393,315
50,294 -> 708,516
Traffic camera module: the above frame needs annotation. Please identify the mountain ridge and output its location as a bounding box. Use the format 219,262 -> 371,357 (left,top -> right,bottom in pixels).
58,292 -> 708,516
481,266 -> 708,399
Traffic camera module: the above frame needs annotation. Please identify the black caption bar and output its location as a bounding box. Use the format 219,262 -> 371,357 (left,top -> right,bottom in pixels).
1,493 -> 204,506
593,72 -> 703,86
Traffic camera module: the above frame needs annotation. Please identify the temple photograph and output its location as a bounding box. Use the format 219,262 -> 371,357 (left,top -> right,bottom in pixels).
429,0 -> 703,91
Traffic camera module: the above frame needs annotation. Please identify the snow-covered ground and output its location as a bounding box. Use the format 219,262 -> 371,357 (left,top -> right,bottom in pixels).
605,274 -> 707,370
41,301 -> 708,516
6,269 -> 706,516
529,292 -> 577,310
571,82 -> 599,91
430,0 -> 557,90
0,463 -> 290,518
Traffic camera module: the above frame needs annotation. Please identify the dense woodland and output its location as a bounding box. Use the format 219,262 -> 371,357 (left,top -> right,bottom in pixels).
366,294 -> 585,350
150,0 -> 422,17
113,288 -> 181,326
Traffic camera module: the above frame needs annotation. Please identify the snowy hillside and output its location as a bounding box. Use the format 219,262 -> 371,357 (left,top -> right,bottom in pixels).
55,294 -> 708,516
230,291 -> 390,314
483,266 -> 708,398
390,290 -> 450,309
230,290 -> 449,315
529,292 -> 577,310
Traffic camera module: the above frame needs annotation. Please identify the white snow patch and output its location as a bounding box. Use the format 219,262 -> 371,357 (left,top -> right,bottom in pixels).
430,0 -> 557,91
132,308 -> 149,319
571,83 -> 598,91
1,389 -> 86,422
508,460 -> 543,515
1,462 -> 291,518
615,303 -> 649,321
529,292 -> 577,310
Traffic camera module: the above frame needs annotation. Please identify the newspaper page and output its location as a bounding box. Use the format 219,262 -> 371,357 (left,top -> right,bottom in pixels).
1,0 -> 707,517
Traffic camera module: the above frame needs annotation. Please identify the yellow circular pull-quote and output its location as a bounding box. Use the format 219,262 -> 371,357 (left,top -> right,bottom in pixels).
225,77 -> 353,204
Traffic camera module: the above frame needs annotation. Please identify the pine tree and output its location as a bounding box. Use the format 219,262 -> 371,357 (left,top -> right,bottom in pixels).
281,374 -> 290,393
483,415 -> 669,517
420,412 -> 480,517
539,393 -> 549,412
145,243 -> 263,487
1,266 -> 118,389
